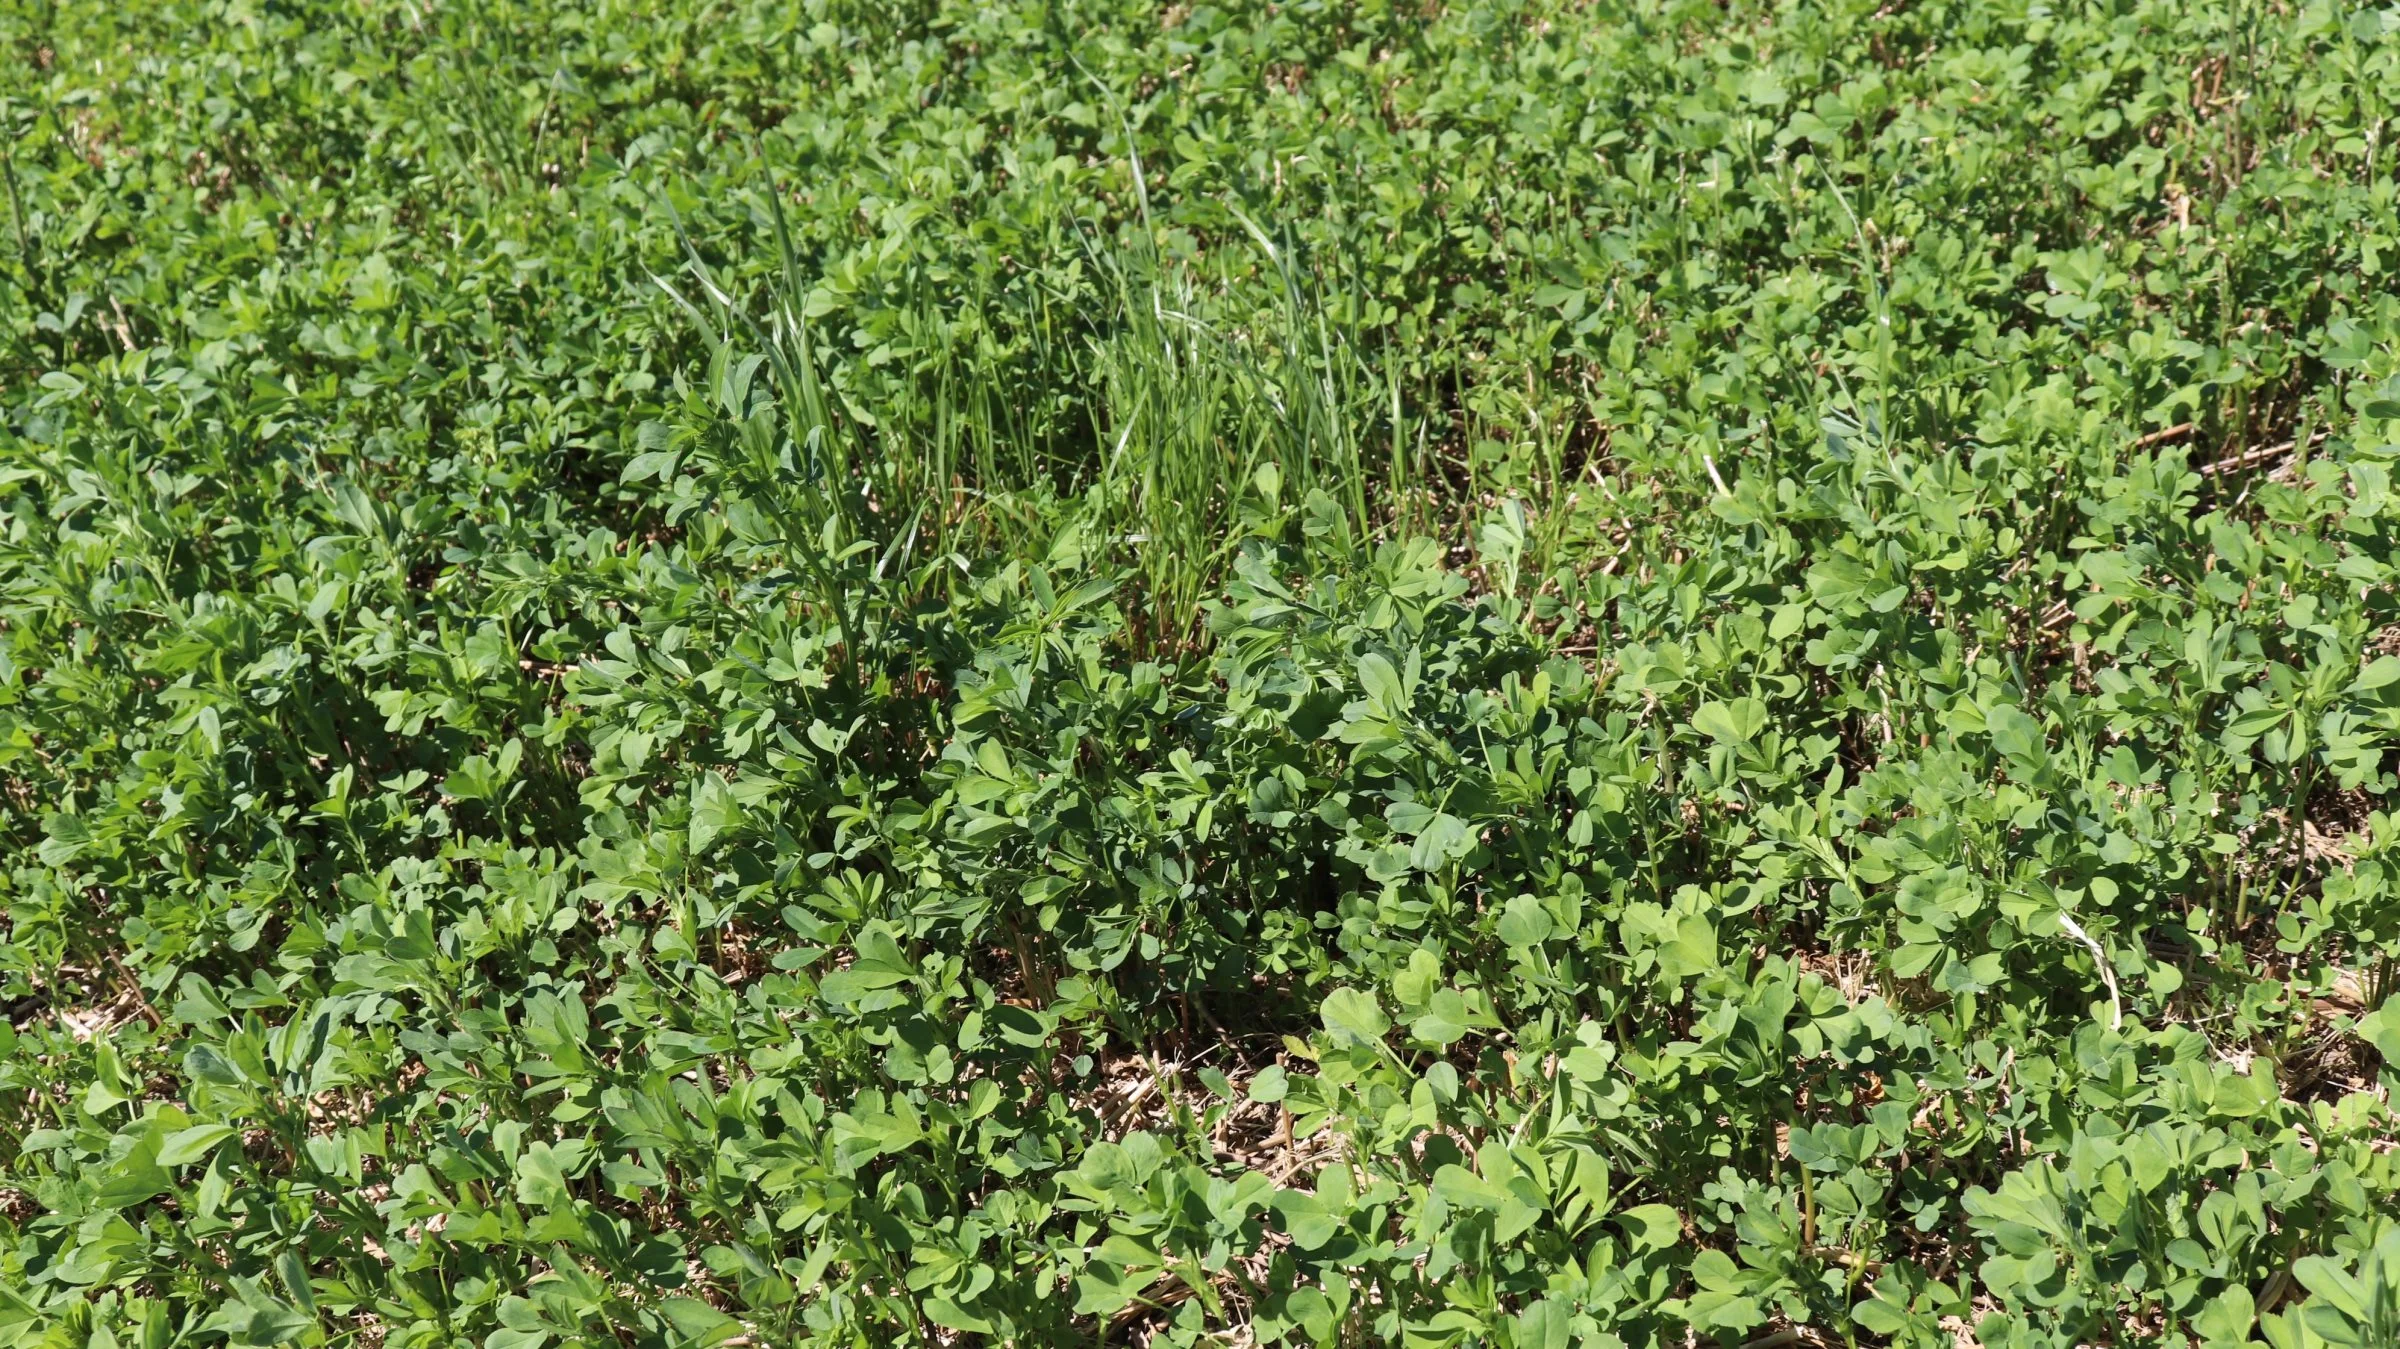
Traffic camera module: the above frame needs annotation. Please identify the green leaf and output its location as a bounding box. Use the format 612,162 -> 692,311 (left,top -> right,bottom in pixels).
1516,1296 -> 1574,1344
158,1124 -> 240,1168
2293,1255 -> 2371,1320
1985,704 -> 2047,768
656,1296 -> 742,1346
1319,987 -> 1390,1045
689,773 -> 743,853
925,1297 -> 996,1334
1617,1204 -> 1682,1253
1690,697 -> 1767,744
1495,894 -> 1555,950
2192,1286 -> 2256,1347
2356,1004 -> 2400,1065
513,1140 -> 579,1209
1357,652 -> 1406,712
1657,912 -> 1718,978
2357,655 -> 2400,693
185,1045 -> 250,1087
1409,989 -> 1471,1046
201,1293 -> 314,1347
1411,812 -> 1476,870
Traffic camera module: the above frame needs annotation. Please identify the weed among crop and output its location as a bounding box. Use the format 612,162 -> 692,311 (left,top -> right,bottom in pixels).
9,0 -> 2400,1346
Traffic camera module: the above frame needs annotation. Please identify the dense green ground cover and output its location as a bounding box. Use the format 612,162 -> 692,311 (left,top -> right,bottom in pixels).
9,0 -> 2400,1343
